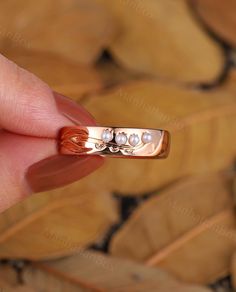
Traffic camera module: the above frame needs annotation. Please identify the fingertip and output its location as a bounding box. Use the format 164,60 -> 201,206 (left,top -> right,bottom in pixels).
0,53 -> 98,137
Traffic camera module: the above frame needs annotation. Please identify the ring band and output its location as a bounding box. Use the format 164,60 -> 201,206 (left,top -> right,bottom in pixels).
59,126 -> 170,159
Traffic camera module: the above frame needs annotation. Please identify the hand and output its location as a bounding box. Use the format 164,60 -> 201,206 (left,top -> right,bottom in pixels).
0,54 -> 104,212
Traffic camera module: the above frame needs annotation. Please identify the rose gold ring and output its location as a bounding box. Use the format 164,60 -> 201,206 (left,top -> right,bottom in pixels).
59,126 -> 170,159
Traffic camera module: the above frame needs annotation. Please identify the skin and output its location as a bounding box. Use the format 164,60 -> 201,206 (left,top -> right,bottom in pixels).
0,53 -> 104,213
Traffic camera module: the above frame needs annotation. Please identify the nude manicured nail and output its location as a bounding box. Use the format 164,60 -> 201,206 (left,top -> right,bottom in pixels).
54,92 -> 97,126
26,93 -> 104,193
26,155 -> 103,193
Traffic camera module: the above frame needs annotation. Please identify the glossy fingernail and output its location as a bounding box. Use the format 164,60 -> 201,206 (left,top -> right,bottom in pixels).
26,155 -> 104,193
26,93 -> 104,193
54,92 -> 97,126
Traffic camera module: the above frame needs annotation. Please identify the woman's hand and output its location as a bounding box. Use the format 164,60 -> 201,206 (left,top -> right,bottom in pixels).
0,53 -> 104,212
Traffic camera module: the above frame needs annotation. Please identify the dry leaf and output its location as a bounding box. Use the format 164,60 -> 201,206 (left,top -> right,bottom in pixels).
0,44 -> 102,98
81,80 -> 236,195
110,174 -> 236,284
0,266 -> 35,291
0,278 -> 18,292
96,60 -> 144,88
100,0 -> 224,83
10,285 -> 36,292
0,266 -> 18,287
0,182 -> 118,260
218,69 -> 236,95
23,251 -> 211,292
0,0 -> 114,64
190,0 -> 236,47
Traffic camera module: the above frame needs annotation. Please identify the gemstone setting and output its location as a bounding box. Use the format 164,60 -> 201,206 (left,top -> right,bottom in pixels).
142,132 -> 153,144
129,134 -> 140,146
115,132 -> 127,145
101,129 -> 113,143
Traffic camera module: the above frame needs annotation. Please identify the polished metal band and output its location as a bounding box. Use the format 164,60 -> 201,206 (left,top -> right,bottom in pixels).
59,126 -> 170,159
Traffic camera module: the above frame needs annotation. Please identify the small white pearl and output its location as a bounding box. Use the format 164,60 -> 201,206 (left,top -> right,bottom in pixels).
142,132 -> 153,144
129,134 -> 140,146
102,129 -> 113,143
115,133 -> 127,145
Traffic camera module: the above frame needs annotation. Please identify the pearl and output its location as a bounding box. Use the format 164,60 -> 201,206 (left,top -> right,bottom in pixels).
129,134 -> 140,146
115,133 -> 127,145
102,129 -> 113,143
142,132 -> 153,144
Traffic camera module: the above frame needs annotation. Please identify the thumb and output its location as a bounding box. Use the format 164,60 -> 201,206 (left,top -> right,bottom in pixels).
0,53 -> 93,137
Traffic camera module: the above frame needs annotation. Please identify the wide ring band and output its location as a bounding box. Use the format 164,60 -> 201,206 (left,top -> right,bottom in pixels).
59,126 -> 170,159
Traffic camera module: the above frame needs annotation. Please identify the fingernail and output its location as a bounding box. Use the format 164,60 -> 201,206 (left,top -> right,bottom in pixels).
54,92 -> 97,126
26,155 -> 104,193
26,93 -> 104,193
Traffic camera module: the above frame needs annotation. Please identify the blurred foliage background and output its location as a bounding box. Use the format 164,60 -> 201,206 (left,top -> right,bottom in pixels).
0,0 -> 236,291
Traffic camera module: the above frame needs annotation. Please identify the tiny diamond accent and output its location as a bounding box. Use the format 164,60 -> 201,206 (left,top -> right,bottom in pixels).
109,146 -> 120,153
95,143 -> 106,151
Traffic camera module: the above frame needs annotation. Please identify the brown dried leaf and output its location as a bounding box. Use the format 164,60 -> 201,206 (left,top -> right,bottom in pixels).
0,44 -> 102,98
23,251 -> 211,292
0,266 -> 35,291
218,69 -> 236,95
7,285 -> 36,292
0,266 -> 18,287
110,174 -> 236,284
81,80 -> 236,194
190,0 -> 236,47
14,286 -> 36,292
0,280 -> 31,292
100,0 -> 224,83
0,182 -> 118,260
96,60 -> 144,88
0,0 -> 114,64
